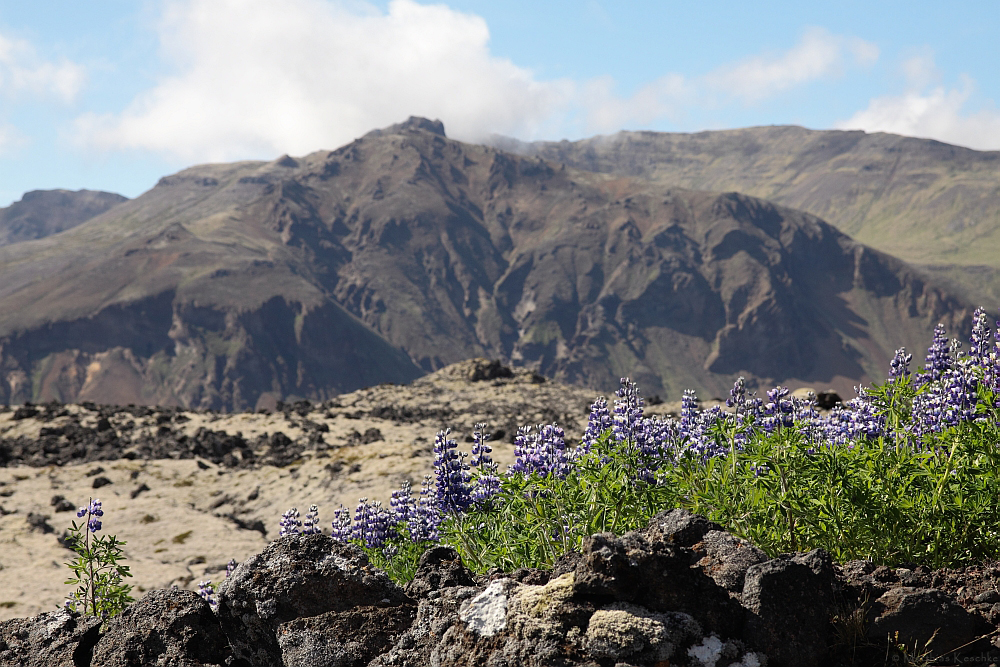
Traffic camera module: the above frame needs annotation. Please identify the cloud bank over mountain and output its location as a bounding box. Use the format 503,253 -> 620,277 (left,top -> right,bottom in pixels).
72,0 -> 905,162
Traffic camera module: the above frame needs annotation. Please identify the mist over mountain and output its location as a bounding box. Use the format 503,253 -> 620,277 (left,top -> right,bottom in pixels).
0,118 -> 976,410
0,189 -> 128,246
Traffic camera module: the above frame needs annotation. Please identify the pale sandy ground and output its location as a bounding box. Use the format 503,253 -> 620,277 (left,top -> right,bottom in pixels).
0,422 -> 524,621
0,360 -> 799,621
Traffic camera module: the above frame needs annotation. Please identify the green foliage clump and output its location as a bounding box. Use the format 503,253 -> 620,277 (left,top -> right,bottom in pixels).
64,498 -> 133,618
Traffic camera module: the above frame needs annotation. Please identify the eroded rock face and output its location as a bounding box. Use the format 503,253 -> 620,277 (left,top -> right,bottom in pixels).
277,604 -> 417,667
867,587 -> 992,657
0,608 -> 100,667
404,545 -> 477,600
90,588 -> 230,667
691,530 -> 770,596
216,534 -> 412,667
572,530 -> 746,639
584,601 -> 702,664
742,549 -> 837,667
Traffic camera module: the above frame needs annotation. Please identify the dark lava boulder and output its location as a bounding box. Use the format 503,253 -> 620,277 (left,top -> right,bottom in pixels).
216,533 -> 412,667
0,608 -> 100,667
90,588 -> 230,666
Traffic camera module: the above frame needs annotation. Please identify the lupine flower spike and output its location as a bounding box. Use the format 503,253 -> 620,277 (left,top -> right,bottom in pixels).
197,580 -> 217,609
279,507 -> 301,536
302,505 -> 321,535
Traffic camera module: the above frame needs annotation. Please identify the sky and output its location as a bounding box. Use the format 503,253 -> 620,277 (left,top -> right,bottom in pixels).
0,0 -> 998,206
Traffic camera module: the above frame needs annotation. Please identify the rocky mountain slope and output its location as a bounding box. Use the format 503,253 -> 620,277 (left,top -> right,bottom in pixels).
497,126 -> 1000,305
496,126 -> 1000,267
0,118 -> 975,409
0,189 -> 127,246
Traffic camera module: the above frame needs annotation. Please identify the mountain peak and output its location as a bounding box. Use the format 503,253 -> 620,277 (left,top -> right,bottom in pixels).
367,116 -> 446,139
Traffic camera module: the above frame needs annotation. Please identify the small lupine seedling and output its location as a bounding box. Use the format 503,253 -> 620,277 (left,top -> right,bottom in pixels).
64,498 -> 133,618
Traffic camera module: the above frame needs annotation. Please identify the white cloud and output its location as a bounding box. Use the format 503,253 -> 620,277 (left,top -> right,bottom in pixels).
75,0 -> 574,161
705,27 -> 878,103
579,73 -> 692,134
0,33 -> 85,103
836,56 -> 1000,151
577,27 -> 877,133
73,3 -> 882,161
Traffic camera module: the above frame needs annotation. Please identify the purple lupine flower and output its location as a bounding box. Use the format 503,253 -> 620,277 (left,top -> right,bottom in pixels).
278,507 -> 301,536
941,360 -> 980,426
678,390 -> 715,458
909,359 -> 981,443
726,377 -> 748,413
407,475 -> 441,543
197,580 -> 217,609
390,481 -> 415,525
352,498 -> 394,549
629,416 -> 677,483
330,505 -> 352,542
612,378 -> 644,445
226,559 -> 237,578
79,498 -> 104,533
844,389 -> 885,441
759,386 -> 794,434
679,389 -> 699,435
581,396 -> 612,450
471,461 -> 502,505
969,307 -> 991,367
432,429 -> 472,514
509,423 -> 572,479
919,324 -> 952,385
469,423 -> 492,469
888,348 -> 912,382
301,505 -> 321,535
467,423 -> 502,504
788,391 -> 823,444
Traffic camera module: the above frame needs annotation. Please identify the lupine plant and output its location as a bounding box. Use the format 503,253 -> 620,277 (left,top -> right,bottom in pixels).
64,498 -> 134,618
279,307 -> 1000,580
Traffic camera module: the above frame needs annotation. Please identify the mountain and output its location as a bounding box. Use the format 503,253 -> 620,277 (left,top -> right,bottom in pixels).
494,126 -> 1000,305
0,118 -> 974,409
0,189 -> 128,246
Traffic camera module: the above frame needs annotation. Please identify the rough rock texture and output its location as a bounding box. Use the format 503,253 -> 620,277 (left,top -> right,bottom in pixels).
572,530 -> 746,639
216,534 -> 412,667
692,530 -> 770,596
741,549 -> 837,666
404,546 -> 477,599
866,586 -> 992,657
0,608 -> 100,667
5,511 -> 1000,667
90,588 -> 231,667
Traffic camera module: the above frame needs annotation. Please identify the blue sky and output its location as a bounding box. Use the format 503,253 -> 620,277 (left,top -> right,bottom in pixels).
0,0 -> 997,206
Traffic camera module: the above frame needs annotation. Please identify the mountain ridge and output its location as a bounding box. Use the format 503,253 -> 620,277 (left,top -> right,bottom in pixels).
0,189 -> 128,246
493,125 -> 1000,271
0,118 -> 977,409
